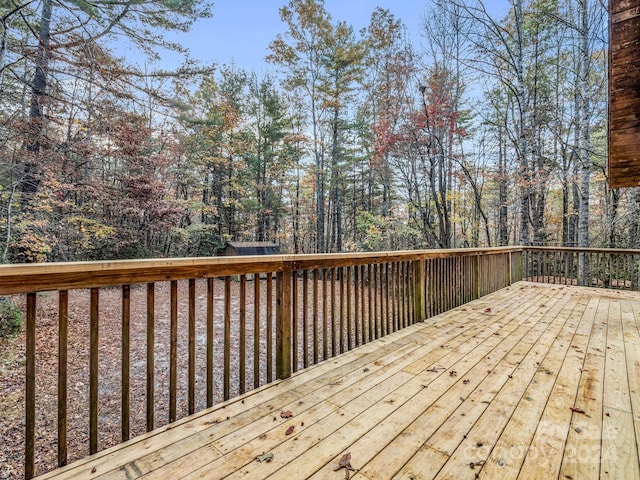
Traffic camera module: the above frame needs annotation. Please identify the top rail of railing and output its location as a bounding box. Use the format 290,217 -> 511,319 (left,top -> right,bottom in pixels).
0,247 -> 522,295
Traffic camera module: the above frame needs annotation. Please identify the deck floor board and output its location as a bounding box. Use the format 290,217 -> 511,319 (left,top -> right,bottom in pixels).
36,282 -> 640,480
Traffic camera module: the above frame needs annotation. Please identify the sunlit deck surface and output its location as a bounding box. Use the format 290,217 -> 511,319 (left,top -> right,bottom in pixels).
38,282 -> 640,480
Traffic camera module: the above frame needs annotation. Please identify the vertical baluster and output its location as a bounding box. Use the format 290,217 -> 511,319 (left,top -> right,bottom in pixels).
90,288 -> 99,452
313,269 -> 319,364
292,271 -> 298,372
322,269 -> 328,360
25,292 -> 36,480
380,263 -> 385,335
340,267 -> 345,353
188,279 -> 196,414
373,264 -> 379,337
254,275 -> 261,389
627,254 -> 632,289
302,270 -> 309,368
447,258 -> 452,310
239,275 -> 246,395
354,265 -> 360,346
403,262 -> 408,326
207,278 -> 215,407
379,263 -> 388,337
435,258 -> 441,313
387,263 -> 392,334
403,261 -> 408,326
169,281 -> 178,423
331,268 -> 337,356
400,261 -> 405,327
368,264 -> 373,341
356,265 -> 368,345
391,263 -> 397,332
224,276 -> 231,400
146,283 -> 154,432
346,266 -> 352,351
121,286 -> 130,442
58,291 -> 68,467
266,273 -> 273,383
425,259 -> 431,318
398,262 -> 404,327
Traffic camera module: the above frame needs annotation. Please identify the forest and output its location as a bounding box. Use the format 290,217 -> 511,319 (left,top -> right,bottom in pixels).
0,0 -> 632,263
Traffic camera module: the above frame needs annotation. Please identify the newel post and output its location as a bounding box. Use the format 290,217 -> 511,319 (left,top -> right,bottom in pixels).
412,260 -> 425,322
276,266 -> 292,380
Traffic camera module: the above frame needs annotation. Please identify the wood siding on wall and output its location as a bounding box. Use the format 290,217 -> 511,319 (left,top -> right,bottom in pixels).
609,0 -> 640,187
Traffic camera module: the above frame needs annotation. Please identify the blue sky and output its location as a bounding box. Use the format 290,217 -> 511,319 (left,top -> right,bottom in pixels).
161,1 -> 441,71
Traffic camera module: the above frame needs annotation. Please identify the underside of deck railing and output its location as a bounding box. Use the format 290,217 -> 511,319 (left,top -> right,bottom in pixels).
0,247 -> 522,479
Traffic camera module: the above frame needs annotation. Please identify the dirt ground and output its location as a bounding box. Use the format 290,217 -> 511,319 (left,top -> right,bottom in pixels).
0,278 -> 300,479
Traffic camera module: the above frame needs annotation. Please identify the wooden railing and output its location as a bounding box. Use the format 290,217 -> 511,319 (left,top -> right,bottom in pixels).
0,247 -> 521,479
523,247 -> 640,290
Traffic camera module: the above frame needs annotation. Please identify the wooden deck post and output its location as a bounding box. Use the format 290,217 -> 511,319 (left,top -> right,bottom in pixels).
412,260 -> 425,322
276,267 -> 292,380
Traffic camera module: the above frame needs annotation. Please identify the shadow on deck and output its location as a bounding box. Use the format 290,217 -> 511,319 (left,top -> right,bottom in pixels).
35,282 -> 640,479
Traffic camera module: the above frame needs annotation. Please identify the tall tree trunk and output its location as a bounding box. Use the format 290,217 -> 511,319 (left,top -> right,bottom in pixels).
561,155 -> 570,246
293,161 -> 301,254
331,104 -> 342,252
498,127 -> 508,246
577,0 -> 591,285
22,0 -> 52,197
514,0 -> 530,246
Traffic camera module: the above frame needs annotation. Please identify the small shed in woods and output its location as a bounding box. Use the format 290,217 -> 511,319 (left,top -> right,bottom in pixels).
609,0 -> 640,187
220,242 -> 280,257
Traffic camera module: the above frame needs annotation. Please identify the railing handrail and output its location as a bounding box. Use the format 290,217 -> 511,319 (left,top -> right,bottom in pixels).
524,246 -> 640,255
0,247 -> 522,295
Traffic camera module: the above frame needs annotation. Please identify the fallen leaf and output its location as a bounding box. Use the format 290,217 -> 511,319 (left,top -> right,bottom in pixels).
570,407 -> 586,414
280,410 -> 293,419
484,307 -> 492,313
374,361 -> 382,366
363,368 -> 369,372
285,425 -> 295,435
449,370 -> 457,377
334,452 -> 357,479
463,379 -> 470,385
256,453 -> 274,463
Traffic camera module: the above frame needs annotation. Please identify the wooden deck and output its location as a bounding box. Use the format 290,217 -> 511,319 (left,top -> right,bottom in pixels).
36,282 -> 640,480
